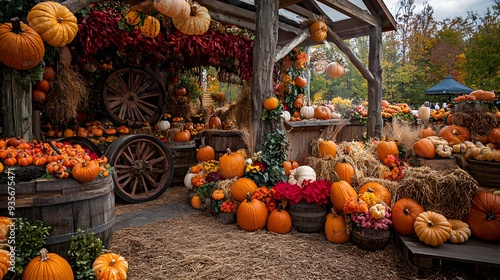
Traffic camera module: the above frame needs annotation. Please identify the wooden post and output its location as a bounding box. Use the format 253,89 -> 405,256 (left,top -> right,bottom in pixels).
251,0 -> 280,153
1,68 -> 33,140
367,25 -> 383,138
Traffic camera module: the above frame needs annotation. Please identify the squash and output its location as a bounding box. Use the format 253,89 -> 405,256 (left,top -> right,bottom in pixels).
263,97 -> 279,110
333,158 -> 355,185
447,219 -> 471,244
191,194 -> 203,209
392,198 -> 424,236
281,110 -> 291,122
318,139 -> 337,159
288,165 -> 316,186
184,172 -> 195,190
329,180 -> 357,213
466,191 -> 500,241
154,0 -> 190,19
27,1 -> 78,47
369,204 -> 386,219
22,248 -> 74,279
267,204 -> 292,234
300,105 -> 314,119
438,125 -> 471,145
414,211 -> 452,246
211,189 -> 225,201
0,217 -> 13,243
376,140 -> 399,161
141,16 -> 161,38
196,145 -> 215,162
125,10 -> 141,25
324,209 -> 350,243
157,120 -> 171,131
0,18 -> 45,71
358,182 -> 391,207
173,3 -> 211,35
309,20 -> 328,42
314,106 -> 331,120
470,90 -> 496,101
92,252 -> 128,280
219,148 -> 246,179
413,138 -> 436,159
72,160 -> 100,183
325,61 -> 345,78
237,193 -> 269,231
230,178 -> 258,202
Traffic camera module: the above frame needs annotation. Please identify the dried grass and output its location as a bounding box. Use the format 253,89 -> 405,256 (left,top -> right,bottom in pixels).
397,166 -> 479,220
450,111 -> 497,136
383,119 -> 420,157
44,65 -> 88,124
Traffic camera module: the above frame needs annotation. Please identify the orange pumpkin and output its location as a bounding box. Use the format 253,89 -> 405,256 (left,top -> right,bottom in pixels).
263,97 -> 280,110
324,209 -> 350,243
420,127 -> 436,138
358,182 -> 392,207
283,160 -> 299,176
173,130 -> 191,142
470,90 -> 496,101
230,177 -> 258,202
309,20 -> 328,42
466,191 -> 500,241
334,158 -> 355,185
375,141 -> 399,161
438,125 -> 471,145
413,138 -> 436,159
267,204 -> 292,234
92,252 -> 128,279
325,62 -> 345,78
219,149 -> 246,179
237,193 -> 269,231
488,128 -> 500,144
23,248 -> 74,279
318,139 -> 337,159
329,180 -> 357,213
196,145 -> 215,161
72,160 -> 100,183
392,198 -> 425,236
208,116 -> 222,129
294,76 -> 307,88
313,106 -> 331,120
0,216 -> 13,243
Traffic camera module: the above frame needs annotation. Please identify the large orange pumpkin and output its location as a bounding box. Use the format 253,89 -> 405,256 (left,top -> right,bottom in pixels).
318,139 -> 337,159
413,138 -> 436,159
466,191 -> 500,241
392,198 -> 425,236
358,182 -> 392,207
196,145 -> 215,161
438,125 -> 471,145
267,204 -> 292,234
330,180 -> 357,213
314,106 -> 331,120
230,177 -> 258,202
219,149 -> 246,179
0,18 -> 45,70
334,158 -> 355,185
375,141 -> 399,161
324,209 -> 350,243
237,193 -> 269,231
72,160 -> 100,183
22,248 -> 74,279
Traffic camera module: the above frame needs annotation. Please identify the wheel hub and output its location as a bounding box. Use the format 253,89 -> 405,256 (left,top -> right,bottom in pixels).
131,159 -> 149,175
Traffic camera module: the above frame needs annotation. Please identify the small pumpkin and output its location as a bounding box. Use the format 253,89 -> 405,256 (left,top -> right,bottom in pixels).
211,189 -> 225,201
173,3 -> 211,35
447,219 -> 471,244
0,18 -> 45,71
325,61 -> 345,78
173,130 -> 191,142
0,216 -> 13,243
413,138 -> 436,159
314,106 -> 331,120
22,248 -> 74,279
230,178 -> 258,202
420,126 -> 436,138
72,160 -> 100,183
32,89 -> 47,104
375,140 -> 399,161
219,148 -> 246,179
488,128 -> 500,144
330,180 -> 357,213
294,76 -> 307,88
191,194 -> 203,209
157,119 -> 171,131
318,139 -> 337,159
324,209 -> 350,244
281,110 -> 291,122
196,145 -> 215,162
369,204 -> 386,219
283,159 -> 299,176
237,193 -> 269,231
92,252 -> 128,280
466,191 -> 500,241
288,165 -> 316,186
263,97 -> 279,110
300,105 -> 314,119
208,116 -> 222,129
141,16 -> 161,38
0,247 -> 11,279
414,211 -> 452,246
27,1 -> 78,47
154,0 -> 190,19
125,10 -> 141,25
334,158 -> 355,185
470,90 -> 496,101
392,198 -> 425,236
309,20 -> 328,42
267,204 -> 292,234
184,172 -> 195,189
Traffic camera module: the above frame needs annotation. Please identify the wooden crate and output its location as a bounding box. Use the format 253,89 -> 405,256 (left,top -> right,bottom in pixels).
410,157 -> 457,170
466,159 -> 500,189
394,234 -> 500,278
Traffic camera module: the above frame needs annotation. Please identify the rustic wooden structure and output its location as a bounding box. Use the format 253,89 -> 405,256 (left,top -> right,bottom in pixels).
60,0 -> 397,151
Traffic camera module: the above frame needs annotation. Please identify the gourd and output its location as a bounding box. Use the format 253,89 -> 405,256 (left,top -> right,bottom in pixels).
230,178 -> 258,202
333,158 -> 355,185
435,144 -> 452,158
219,149 -> 246,179
267,204 -> 292,234
237,193 -> 269,231
141,16 -> 161,38
438,125 -> 471,145
191,194 -> 203,209
413,138 -> 436,159
282,160 -> 299,176
470,89 -> 496,101
27,1 -> 78,47
314,106 -> 331,120
157,119 -> 171,131
211,189 -> 225,201
420,127 -> 436,138
154,0 -> 190,19
325,62 -> 345,78
417,106 -> 431,122
0,216 -> 13,243
281,111 -> 291,122
488,128 -> 500,144
288,165 -> 316,186
22,248 -> 74,279
375,140 -> 399,161
324,209 -> 350,243
184,171 -> 195,189
72,160 -> 100,183
173,3 -> 211,35
447,219 -> 471,244
414,211 -> 452,246
263,97 -> 279,110
196,145 -> 215,162
295,76 -> 307,88
300,105 -> 315,119
329,180 -> 357,212
125,10 -> 141,25
0,18 -> 45,70
466,191 -> 500,241
369,204 -> 386,219
358,182 -> 391,207
92,252 -> 128,280
392,198 -> 424,236
318,139 -> 337,159
0,248 -> 10,279
309,20 -> 328,42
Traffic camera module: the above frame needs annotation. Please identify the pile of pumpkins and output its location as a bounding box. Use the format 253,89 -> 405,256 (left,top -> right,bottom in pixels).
156,115 -> 227,142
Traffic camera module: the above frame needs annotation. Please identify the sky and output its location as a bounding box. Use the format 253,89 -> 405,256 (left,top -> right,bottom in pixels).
383,0 -> 495,21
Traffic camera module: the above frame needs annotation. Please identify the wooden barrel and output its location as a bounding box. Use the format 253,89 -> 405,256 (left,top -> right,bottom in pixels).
0,176 -> 115,258
202,131 -> 247,160
287,200 -> 327,233
466,159 -> 500,188
351,227 -> 391,251
164,140 -> 198,186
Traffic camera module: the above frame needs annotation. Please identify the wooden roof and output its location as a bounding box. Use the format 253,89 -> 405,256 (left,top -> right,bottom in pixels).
197,0 -> 397,45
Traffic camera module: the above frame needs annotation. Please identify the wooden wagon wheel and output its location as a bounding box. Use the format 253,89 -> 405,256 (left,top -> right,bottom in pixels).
57,136 -> 103,157
102,67 -> 166,126
106,135 -> 174,203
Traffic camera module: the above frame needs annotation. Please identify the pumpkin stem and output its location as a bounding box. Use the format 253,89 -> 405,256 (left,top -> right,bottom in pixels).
426,220 -> 434,228
403,208 -> 410,215
452,129 -> 459,135
110,259 -> 116,266
246,192 -> 252,202
10,17 -> 23,34
39,248 -> 49,261
226,148 -> 232,155
367,187 -> 375,193
486,212 -> 495,221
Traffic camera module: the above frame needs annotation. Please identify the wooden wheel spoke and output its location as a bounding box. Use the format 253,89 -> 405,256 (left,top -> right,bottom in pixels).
140,176 -> 149,193
105,81 -> 126,96
130,104 -> 147,122
118,103 -> 128,120
135,79 -> 155,94
143,172 -> 158,188
117,175 -> 133,187
129,177 -> 138,196
115,164 -> 133,171
148,156 -> 165,165
151,167 -> 167,173
114,74 -> 129,93
136,100 -> 158,116
108,99 -> 124,111
130,70 -> 145,92
136,91 -> 161,99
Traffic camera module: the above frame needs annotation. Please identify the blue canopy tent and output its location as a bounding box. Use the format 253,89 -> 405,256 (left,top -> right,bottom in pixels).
424,75 -> 474,102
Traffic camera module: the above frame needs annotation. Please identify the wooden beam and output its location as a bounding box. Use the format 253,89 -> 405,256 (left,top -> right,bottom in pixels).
326,29 -> 374,82
285,4 -> 319,19
275,29 -> 310,62
279,0 -> 303,8
367,25 -> 383,138
317,0 -> 381,27
209,13 -> 256,31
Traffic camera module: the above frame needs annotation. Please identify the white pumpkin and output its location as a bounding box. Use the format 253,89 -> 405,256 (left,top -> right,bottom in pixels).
331,112 -> 342,119
369,204 -> 386,219
282,110 -> 291,122
300,106 -> 315,119
157,120 -> 171,131
184,172 -> 196,190
288,165 -> 316,186
418,106 -> 431,122
448,219 -> 471,244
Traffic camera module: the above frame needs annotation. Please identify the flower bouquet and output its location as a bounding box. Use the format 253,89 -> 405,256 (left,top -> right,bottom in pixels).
211,91 -> 226,102
380,155 -> 406,181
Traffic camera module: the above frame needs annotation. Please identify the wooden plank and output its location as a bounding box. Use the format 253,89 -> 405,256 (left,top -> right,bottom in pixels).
367,25 -> 383,138
2,68 -> 33,140
284,119 -> 348,128
275,29 -> 311,62
316,0 -> 381,27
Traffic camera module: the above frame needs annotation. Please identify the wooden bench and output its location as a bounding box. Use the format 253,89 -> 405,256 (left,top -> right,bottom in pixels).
394,234 -> 500,278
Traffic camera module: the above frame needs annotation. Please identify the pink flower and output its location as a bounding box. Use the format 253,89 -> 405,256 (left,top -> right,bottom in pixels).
273,179 -> 330,205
